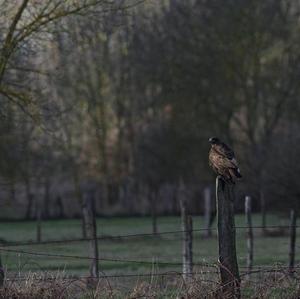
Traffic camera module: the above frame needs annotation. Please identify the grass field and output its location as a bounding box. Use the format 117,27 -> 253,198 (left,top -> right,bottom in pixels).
0,213 -> 294,277
0,214 -> 299,298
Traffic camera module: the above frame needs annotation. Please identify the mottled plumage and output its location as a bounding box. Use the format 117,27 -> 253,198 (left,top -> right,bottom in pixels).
208,137 -> 242,183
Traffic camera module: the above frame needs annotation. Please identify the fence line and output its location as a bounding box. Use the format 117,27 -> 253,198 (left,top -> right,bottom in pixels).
0,224 -> 297,248
0,247 -> 218,268
0,222 -> 297,287
0,247 -> 299,271
4,272 -> 220,282
4,267 -> 300,282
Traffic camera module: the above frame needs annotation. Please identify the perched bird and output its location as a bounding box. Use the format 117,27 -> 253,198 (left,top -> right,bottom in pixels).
208,137 -> 242,183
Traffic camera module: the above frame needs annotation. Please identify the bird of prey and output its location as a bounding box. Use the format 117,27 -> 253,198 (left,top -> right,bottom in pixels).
208,137 -> 242,183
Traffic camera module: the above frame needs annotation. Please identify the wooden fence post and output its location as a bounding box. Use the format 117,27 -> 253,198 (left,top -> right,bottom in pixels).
216,176 -> 240,298
245,196 -> 253,276
0,255 -> 4,287
204,186 -> 212,238
179,179 -> 193,281
288,209 -> 297,276
82,190 -> 99,279
186,216 -> 193,280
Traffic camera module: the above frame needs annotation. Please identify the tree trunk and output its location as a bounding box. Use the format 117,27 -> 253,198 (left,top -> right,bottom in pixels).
72,170 -> 86,238
36,198 -> 42,243
25,178 -> 33,219
56,196 -> 64,218
260,190 -> 267,233
245,196 -> 253,277
289,209 -> 297,276
10,179 -> 15,202
204,186 -> 212,238
151,189 -> 158,235
43,176 -> 50,219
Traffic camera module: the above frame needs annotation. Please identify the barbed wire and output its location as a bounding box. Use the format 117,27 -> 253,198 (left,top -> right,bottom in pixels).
0,224 -> 297,284
0,247 -> 218,268
4,271 -> 218,281
4,267 -> 300,282
1,247 -> 299,271
0,224 -> 296,247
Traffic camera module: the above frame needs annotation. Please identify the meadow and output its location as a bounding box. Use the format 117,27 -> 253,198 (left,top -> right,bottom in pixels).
0,214 -> 298,298
0,214 -> 294,275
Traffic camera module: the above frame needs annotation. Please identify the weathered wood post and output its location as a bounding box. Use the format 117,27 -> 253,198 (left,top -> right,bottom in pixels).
0,255 -> 4,287
179,179 -> 193,281
245,196 -> 253,277
216,176 -> 240,298
288,209 -> 297,276
186,216 -> 193,280
204,186 -> 212,238
82,190 -> 99,279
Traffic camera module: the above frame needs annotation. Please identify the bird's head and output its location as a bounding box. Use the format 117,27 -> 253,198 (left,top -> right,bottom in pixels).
208,137 -> 221,145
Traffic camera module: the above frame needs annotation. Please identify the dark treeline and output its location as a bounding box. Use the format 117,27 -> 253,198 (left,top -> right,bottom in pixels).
0,0 -> 300,222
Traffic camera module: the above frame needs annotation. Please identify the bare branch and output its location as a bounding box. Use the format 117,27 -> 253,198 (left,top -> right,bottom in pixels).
0,0 -> 29,82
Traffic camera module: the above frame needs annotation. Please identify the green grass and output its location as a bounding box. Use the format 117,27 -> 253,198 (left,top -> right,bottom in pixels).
0,214 -> 295,277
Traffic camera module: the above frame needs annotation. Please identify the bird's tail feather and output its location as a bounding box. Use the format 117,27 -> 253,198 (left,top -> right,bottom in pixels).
228,168 -> 242,182
233,168 -> 242,178
235,168 -> 242,178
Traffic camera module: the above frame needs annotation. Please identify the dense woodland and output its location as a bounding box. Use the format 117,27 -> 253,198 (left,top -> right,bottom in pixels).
0,0 -> 300,222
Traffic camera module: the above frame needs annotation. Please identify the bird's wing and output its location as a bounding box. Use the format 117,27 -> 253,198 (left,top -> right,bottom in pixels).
221,156 -> 238,169
210,150 -> 231,168
214,144 -> 239,168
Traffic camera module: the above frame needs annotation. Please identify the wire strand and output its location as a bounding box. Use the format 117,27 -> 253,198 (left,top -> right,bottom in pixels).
0,224 -> 296,247
0,247 -> 217,268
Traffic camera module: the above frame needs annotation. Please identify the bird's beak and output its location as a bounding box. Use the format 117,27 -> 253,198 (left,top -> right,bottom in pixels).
208,138 -> 213,144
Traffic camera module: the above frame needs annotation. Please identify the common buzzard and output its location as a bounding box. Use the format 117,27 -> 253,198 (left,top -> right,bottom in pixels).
208,137 -> 242,183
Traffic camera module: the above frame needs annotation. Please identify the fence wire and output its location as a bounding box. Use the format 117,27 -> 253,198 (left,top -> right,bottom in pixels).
0,246 -> 299,270
3,267 -> 300,282
0,224 -> 297,247
0,224 -> 298,286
